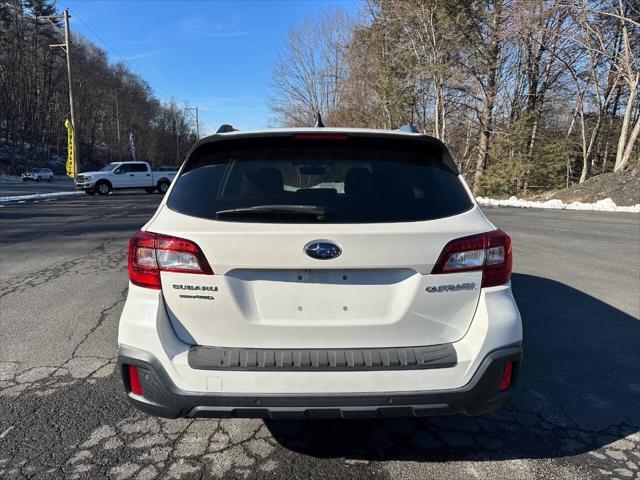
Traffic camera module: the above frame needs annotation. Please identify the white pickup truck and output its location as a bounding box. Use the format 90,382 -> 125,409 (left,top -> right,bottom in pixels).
77,162 -> 178,195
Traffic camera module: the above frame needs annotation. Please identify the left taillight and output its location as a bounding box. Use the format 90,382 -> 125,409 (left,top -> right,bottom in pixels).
128,230 -> 213,289
431,229 -> 512,288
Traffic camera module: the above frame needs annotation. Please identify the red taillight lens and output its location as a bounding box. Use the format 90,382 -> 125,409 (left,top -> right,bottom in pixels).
431,229 -> 512,288
128,231 -> 213,289
128,365 -> 143,396
483,230 -> 512,288
128,231 -> 160,289
499,361 -> 513,391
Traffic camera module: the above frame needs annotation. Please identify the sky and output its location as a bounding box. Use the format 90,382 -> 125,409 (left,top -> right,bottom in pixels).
60,0 -> 362,134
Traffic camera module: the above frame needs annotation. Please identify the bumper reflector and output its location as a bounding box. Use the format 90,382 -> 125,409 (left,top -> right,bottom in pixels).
128,365 -> 143,396
499,361 -> 513,391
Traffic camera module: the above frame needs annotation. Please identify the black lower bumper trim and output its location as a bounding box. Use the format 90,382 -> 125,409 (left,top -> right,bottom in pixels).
118,344 -> 522,419
188,343 -> 457,372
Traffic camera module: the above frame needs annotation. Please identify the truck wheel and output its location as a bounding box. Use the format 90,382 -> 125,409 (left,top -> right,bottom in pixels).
157,180 -> 170,194
145,187 -> 156,194
96,181 -> 112,195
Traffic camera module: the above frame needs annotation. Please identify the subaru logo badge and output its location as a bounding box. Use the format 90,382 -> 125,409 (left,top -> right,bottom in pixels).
304,241 -> 342,260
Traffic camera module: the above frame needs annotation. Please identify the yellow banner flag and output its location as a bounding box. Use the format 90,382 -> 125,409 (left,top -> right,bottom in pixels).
65,119 -> 75,178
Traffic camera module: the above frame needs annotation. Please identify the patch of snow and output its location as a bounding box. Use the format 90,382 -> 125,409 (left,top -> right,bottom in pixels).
0,191 -> 84,202
476,196 -> 639,213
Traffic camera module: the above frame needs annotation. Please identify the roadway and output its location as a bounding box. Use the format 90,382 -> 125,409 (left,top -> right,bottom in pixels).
0,176 -> 75,197
1,194 -> 638,479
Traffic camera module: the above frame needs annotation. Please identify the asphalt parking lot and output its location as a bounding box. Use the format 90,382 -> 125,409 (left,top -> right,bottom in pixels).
1,194 -> 639,479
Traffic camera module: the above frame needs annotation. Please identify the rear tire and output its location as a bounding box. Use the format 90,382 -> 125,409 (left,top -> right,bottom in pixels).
96,181 -> 112,195
145,187 -> 156,194
157,180 -> 170,194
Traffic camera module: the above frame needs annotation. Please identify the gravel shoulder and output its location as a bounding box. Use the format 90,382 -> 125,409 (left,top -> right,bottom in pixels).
529,169 -> 640,206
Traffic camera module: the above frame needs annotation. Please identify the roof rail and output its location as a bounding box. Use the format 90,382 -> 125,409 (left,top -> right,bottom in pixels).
217,124 -> 237,133
314,112 -> 325,128
397,124 -> 420,133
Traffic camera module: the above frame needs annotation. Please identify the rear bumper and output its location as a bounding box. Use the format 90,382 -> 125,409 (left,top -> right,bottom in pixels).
118,344 -> 522,419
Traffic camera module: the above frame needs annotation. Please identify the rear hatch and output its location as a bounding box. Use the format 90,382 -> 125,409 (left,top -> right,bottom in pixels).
148,131 -> 493,349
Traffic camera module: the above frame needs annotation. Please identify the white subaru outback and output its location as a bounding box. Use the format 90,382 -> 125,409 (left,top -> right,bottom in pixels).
118,126 -> 523,419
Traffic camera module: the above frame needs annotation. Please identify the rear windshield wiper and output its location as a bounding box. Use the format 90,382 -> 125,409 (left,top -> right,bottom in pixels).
216,205 -> 326,220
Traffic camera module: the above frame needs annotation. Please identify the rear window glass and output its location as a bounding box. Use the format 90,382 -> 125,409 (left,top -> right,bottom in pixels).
167,136 -> 472,223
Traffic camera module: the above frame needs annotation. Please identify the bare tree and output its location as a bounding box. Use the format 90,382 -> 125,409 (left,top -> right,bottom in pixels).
564,0 -> 638,180
610,0 -> 640,171
0,0 -> 198,173
269,10 -> 351,127
459,0 -> 505,193
268,0 -> 639,196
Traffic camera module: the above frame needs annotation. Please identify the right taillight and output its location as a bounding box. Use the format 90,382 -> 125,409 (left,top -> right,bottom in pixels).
128,231 -> 213,289
431,229 -> 512,288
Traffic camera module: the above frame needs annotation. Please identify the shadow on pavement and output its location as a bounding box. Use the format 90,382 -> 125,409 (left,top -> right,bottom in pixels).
265,273 -> 640,461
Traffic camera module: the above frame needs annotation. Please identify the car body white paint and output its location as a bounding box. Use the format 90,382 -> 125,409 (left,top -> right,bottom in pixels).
76,161 -> 176,193
117,127 -> 522,415
21,168 -> 54,182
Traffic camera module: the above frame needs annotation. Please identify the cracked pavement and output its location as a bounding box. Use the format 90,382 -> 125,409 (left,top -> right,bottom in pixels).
1,194 -> 639,479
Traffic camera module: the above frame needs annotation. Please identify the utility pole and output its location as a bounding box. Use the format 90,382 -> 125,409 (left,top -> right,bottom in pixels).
185,106 -> 200,140
115,89 -> 122,161
41,9 -> 79,188
172,104 -> 180,162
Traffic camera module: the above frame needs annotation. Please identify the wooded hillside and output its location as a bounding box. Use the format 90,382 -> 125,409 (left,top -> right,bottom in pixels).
269,0 -> 640,195
0,0 -> 197,173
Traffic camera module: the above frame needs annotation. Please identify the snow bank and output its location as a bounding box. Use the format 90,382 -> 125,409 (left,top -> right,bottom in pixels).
476,196 -> 640,213
0,191 -> 83,202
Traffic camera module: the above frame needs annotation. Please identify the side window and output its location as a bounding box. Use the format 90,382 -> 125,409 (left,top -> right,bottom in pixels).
131,164 -> 148,173
116,164 -> 133,174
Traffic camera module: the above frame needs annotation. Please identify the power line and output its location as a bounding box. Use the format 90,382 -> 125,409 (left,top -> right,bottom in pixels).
57,3 -> 215,136
197,111 -> 216,136
57,2 -> 179,103
185,107 -> 200,140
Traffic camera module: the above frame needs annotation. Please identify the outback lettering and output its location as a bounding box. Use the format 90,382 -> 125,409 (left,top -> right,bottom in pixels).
426,283 -> 476,293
